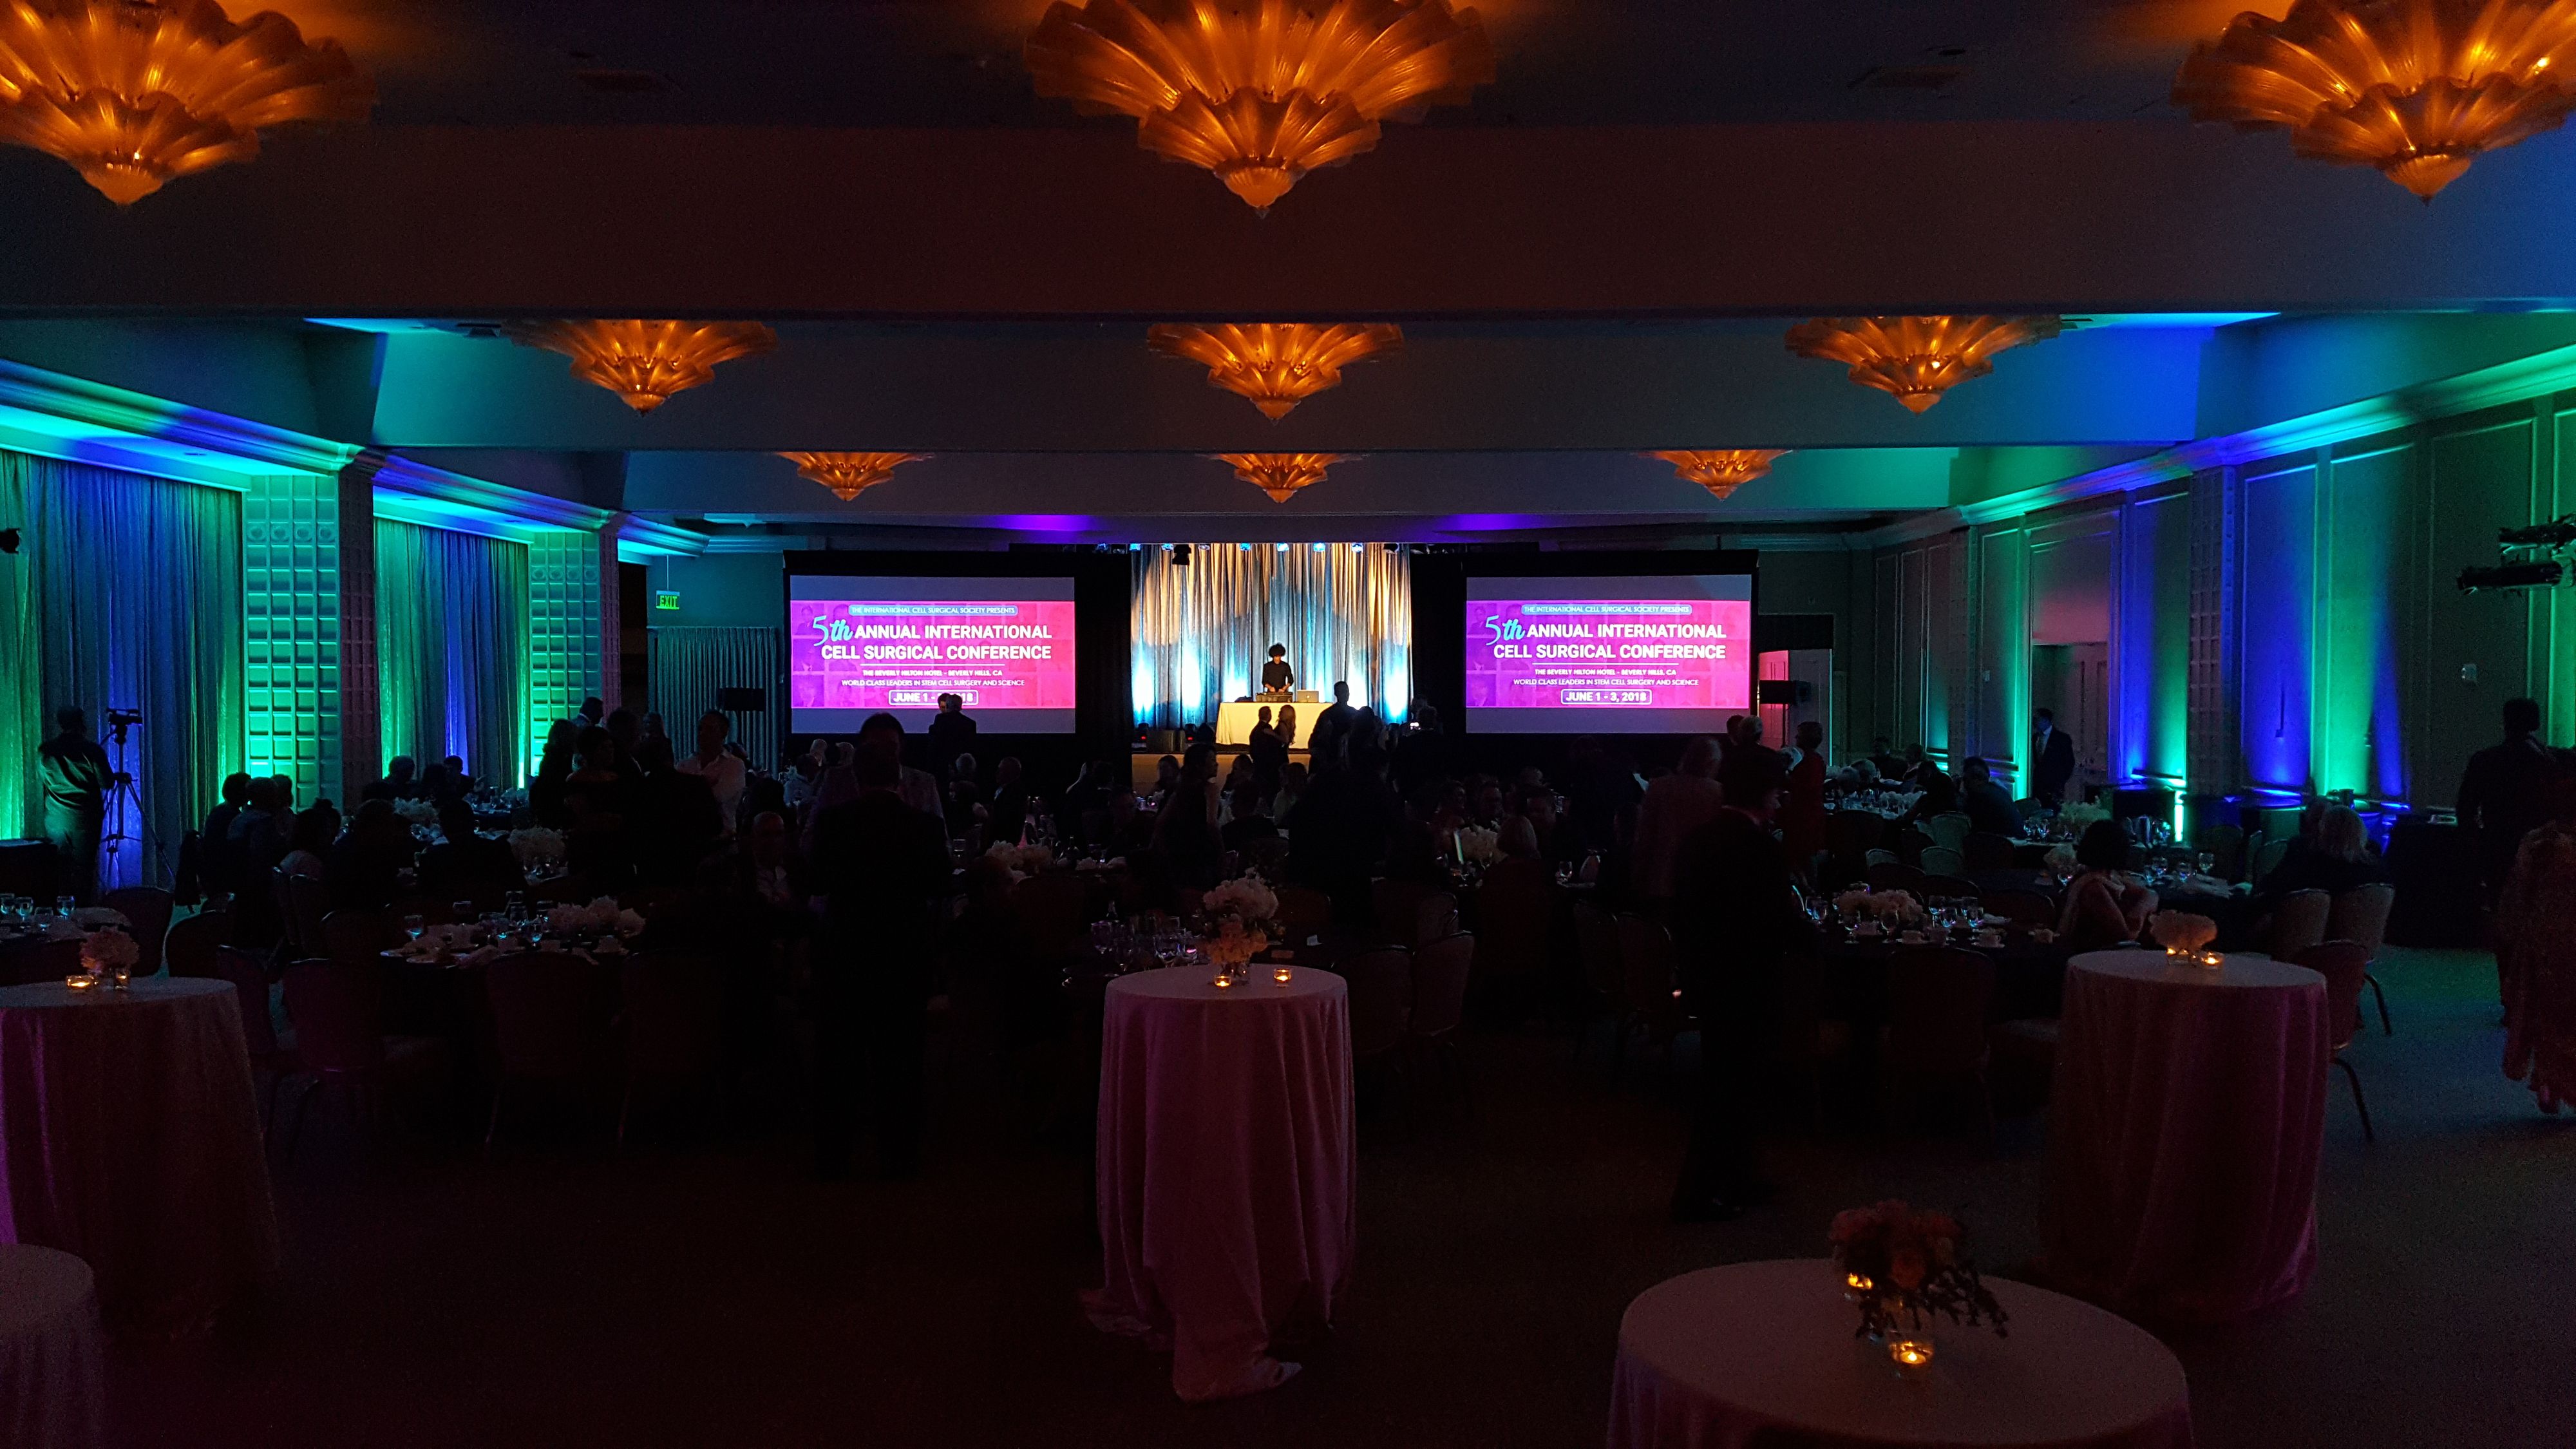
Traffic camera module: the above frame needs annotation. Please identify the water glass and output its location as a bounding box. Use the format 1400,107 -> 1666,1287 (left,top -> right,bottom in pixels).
504,891 -> 527,923
402,914 -> 426,941
55,896 -> 75,917
2197,852 -> 2216,878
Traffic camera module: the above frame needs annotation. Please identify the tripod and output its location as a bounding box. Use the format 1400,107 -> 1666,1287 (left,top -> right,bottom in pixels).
100,712 -> 150,869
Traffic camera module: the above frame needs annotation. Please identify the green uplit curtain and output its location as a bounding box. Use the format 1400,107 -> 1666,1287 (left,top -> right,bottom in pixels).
0,451 -> 243,888
649,626 -> 782,773
1130,542 -> 1412,727
375,519 -> 530,790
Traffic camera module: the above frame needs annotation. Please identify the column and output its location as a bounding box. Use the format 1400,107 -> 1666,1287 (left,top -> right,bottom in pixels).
240,460 -> 381,811
527,527 -> 611,776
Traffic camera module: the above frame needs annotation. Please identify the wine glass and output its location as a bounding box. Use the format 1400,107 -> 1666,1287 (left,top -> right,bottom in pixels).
402,913 -> 425,942
2196,851 -> 2216,878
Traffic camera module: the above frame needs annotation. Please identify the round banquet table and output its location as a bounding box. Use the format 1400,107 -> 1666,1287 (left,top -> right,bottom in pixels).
0,1244 -> 104,1448
2044,951 -> 2328,1325
1084,965 -> 1354,1402
0,978 -> 281,1336
1609,1260 -> 2193,1449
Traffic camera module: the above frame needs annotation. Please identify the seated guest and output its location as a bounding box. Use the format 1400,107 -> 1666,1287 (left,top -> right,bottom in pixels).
741,810 -> 807,916
1151,753 -> 1182,811
676,710 -> 750,837
2260,804 -> 2387,900
1958,755 -> 2022,837
944,753 -> 989,838
438,755 -> 471,802
1468,775 -> 1506,832
1869,736 -> 1906,781
1060,757 -> 1117,844
365,755 -> 417,803
419,799 -> 524,902
227,775 -> 294,880
328,799 -> 415,911
1247,708 -> 1287,788
200,772 -> 253,896
1272,760 -> 1310,823
278,805 -> 336,882
1500,784 -> 1575,866
417,760 -> 451,805
1102,788 -> 1155,860
2059,819 -> 2159,952
989,756 -> 1036,846
1897,759 -> 1959,828
1221,779 -> 1278,852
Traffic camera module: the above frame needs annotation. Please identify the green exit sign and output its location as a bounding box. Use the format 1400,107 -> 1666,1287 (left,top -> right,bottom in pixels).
654,591 -> 681,612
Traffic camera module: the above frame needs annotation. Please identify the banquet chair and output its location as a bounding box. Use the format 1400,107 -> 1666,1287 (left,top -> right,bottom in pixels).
215,945 -> 297,1134
1571,900 -> 1623,1065
1862,848 -> 1900,872
2293,940 -> 2376,1142
1963,831 -> 2018,873
1611,914 -> 1687,1081
99,886 -> 174,976
484,952 -> 611,1152
279,871 -> 331,958
1826,812 -> 1891,885
1412,891 -> 1461,950
1370,877 -> 1432,947
1275,884 -> 1333,946
2267,889 -> 2333,959
160,909 -> 232,978
616,953 -> 726,1148
1980,889 -> 2056,930
1406,932 -> 1477,1124
321,909 -> 397,968
2326,884 -> 2397,1035
1925,813 -> 1974,855
2249,837 -> 2291,887
1882,947 -> 1998,1139
1920,862 -> 1973,895
1866,862 -> 1927,895
279,958 -> 444,1162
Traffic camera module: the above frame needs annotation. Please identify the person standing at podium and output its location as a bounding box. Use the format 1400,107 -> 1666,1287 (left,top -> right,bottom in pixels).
1262,643 -> 1294,697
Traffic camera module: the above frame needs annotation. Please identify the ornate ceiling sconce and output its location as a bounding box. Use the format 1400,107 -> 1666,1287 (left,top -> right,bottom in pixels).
1148,321 -> 1402,420
1025,0 -> 1495,211
1216,451 -> 1345,502
780,451 -> 931,502
503,320 -> 778,415
1785,316 -> 2063,413
1651,450 -> 1789,502
2173,0 -> 2576,200
0,0 -> 373,205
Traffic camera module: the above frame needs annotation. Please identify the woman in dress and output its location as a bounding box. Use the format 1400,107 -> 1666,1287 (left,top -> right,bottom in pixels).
2057,819 -> 2158,952
2499,778 -> 2576,1112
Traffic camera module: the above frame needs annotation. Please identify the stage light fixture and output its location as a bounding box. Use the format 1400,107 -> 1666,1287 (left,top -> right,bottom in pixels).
2501,515 -> 2576,546
2459,560 -> 2566,591
1786,316 -> 2062,412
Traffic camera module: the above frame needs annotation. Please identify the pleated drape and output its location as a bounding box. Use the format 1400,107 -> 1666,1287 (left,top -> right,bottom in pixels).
375,520 -> 531,790
1130,542 -> 1412,728
649,627 -> 782,772
0,451 -> 244,889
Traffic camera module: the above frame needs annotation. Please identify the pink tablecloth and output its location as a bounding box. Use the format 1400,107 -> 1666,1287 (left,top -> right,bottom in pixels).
1609,1260 -> 2192,1449
0,1244 -> 104,1449
2045,951 -> 2329,1325
1086,965 -> 1354,1401
0,978 -> 281,1335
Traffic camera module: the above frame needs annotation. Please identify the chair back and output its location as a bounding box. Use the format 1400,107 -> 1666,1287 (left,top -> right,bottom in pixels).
1862,848 -> 1900,870
1613,914 -> 1680,1016
1920,871 -> 1978,901
619,953 -> 725,1078
99,887 -> 174,974
162,910 -> 232,978
485,952 -> 605,1077
1275,884 -> 1334,943
2268,889 -> 2333,958
1009,872 -> 1092,965
1980,888 -> 2056,929
1242,835 -> 1291,882
2291,940 -> 2372,1053
1412,891 -> 1461,949
1925,813 -> 1974,853
280,871 -> 331,954
2249,836 -> 2291,886
1962,831 -> 2016,873
1867,862 -> 1927,895
1571,900 -> 1622,998
1918,846 -> 1966,879
1370,877 -> 1432,945
1409,933 -> 1475,1041
282,958 -> 388,1074
213,945 -> 280,1059
320,909 -> 393,967
1344,947 -> 1414,1059
1884,946 -> 1996,1075
2193,823 -> 2248,882
1472,856 -> 1553,976
2325,884 -> 2394,958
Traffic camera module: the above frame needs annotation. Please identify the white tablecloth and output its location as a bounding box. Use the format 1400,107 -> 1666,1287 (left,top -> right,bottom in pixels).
1611,1259 -> 2193,1449
0,1244 -> 105,1449
0,978 -> 280,1335
1085,966 -> 1353,1401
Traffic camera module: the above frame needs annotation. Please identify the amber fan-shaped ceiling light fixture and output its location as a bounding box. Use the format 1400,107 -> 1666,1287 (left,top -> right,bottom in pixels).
1651,450 -> 1789,502
2174,0 -> 2576,200
1217,451 -> 1345,502
1149,321 -> 1402,420
0,0 -> 373,205
504,320 -> 778,415
1025,0 -> 1496,211
781,451 -> 931,503
1785,316 -> 2062,413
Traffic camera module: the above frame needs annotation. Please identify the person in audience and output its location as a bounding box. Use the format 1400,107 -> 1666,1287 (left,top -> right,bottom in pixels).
417,760 -> 452,804
1150,753 -> 1182,811
36,707 -> 111,903
278,806 -> 335,882
1392,701 -> 1449,794
1222,777 -> 1278,853
605,709 -> 646,788
439,755 -> 471,802
200,772 -> 253,896
576,696 -> 605,731
676,709 -> 748,837
1059,757 -> 1117,846
2459,696 -> 2570,910
1467,775 -> 1507,833
328,798 -> 415,911
1668,746 -> 1810,1222
806,735 -> 955,1180
1781,721 -> 1830,876
2058,819 -> 2159,951
925,692 -> 977,785
1272,759 -> 1309,823
1101,787 -> 1154,861
1274,704 -> 1298,755
1247,707 -> 1287,793
1897,756 -> 1958,828
1308,680 -> 1357,765
857,712 -> 943,820
2034,707 -> 2077,805
419,799 -> 521,900
1958,755 -> 2022,838
741,810 -> 805,914
1499,784 -> 1573,866
1633,736 -> 1725,910
562,727 -> 636,887
1283,743 -> 1401,926
1151,741 -> 1225,898
2258,804 -> 2385,900
989,756 -> 1034,846
943,753 -> 988,839
227,775 -> 294,880
2499,775 -> 2576,1112
532,719 -> 578,828
365,755 -> 417,803
1868,735 -> 1906,781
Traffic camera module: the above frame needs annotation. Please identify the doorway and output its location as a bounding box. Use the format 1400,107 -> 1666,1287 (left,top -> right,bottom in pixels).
2031,642 -> 2108,793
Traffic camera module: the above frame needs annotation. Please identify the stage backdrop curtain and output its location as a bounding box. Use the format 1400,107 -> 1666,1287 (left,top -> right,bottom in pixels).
375,519 -> 529,790
649,627 -> 782,773
0,450 -> 243,889
1130,542 -> 1412,728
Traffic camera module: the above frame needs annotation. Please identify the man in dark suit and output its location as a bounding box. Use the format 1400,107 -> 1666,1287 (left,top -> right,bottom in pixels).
2034,708 -> 2077,806
2459,696 -> 2570,907
1958,755 -> 2023,838
925,693 -> 977,786
1668,747 -> 1815,1221
806,735 -> 955,1180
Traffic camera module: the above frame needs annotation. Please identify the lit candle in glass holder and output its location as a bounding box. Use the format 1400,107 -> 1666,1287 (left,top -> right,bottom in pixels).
1212,972 -> 1234,989
1273,966 -> 1294,985
1888,1336 -> 1935,1372
62,974 -> 93,991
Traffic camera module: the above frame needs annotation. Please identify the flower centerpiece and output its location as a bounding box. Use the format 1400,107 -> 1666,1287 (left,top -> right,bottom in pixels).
2058,801 -> 2110,835
1453,825 -> 1502,867
2042,844 -> 2078,880
1830,1200 -> 2008,1370
1201,872 -> 1282,984
2151,910 -> 2221,966
78,925 -> 140,988
983,841 -> 1056,882
392,797 -> 438,829
508,826 -> 567,874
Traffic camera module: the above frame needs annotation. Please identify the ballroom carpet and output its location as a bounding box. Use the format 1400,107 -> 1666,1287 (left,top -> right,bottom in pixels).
113,946 -> 2568,1448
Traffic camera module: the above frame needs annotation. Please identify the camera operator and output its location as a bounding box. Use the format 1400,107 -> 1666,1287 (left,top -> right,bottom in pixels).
37,706 -> 112,903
